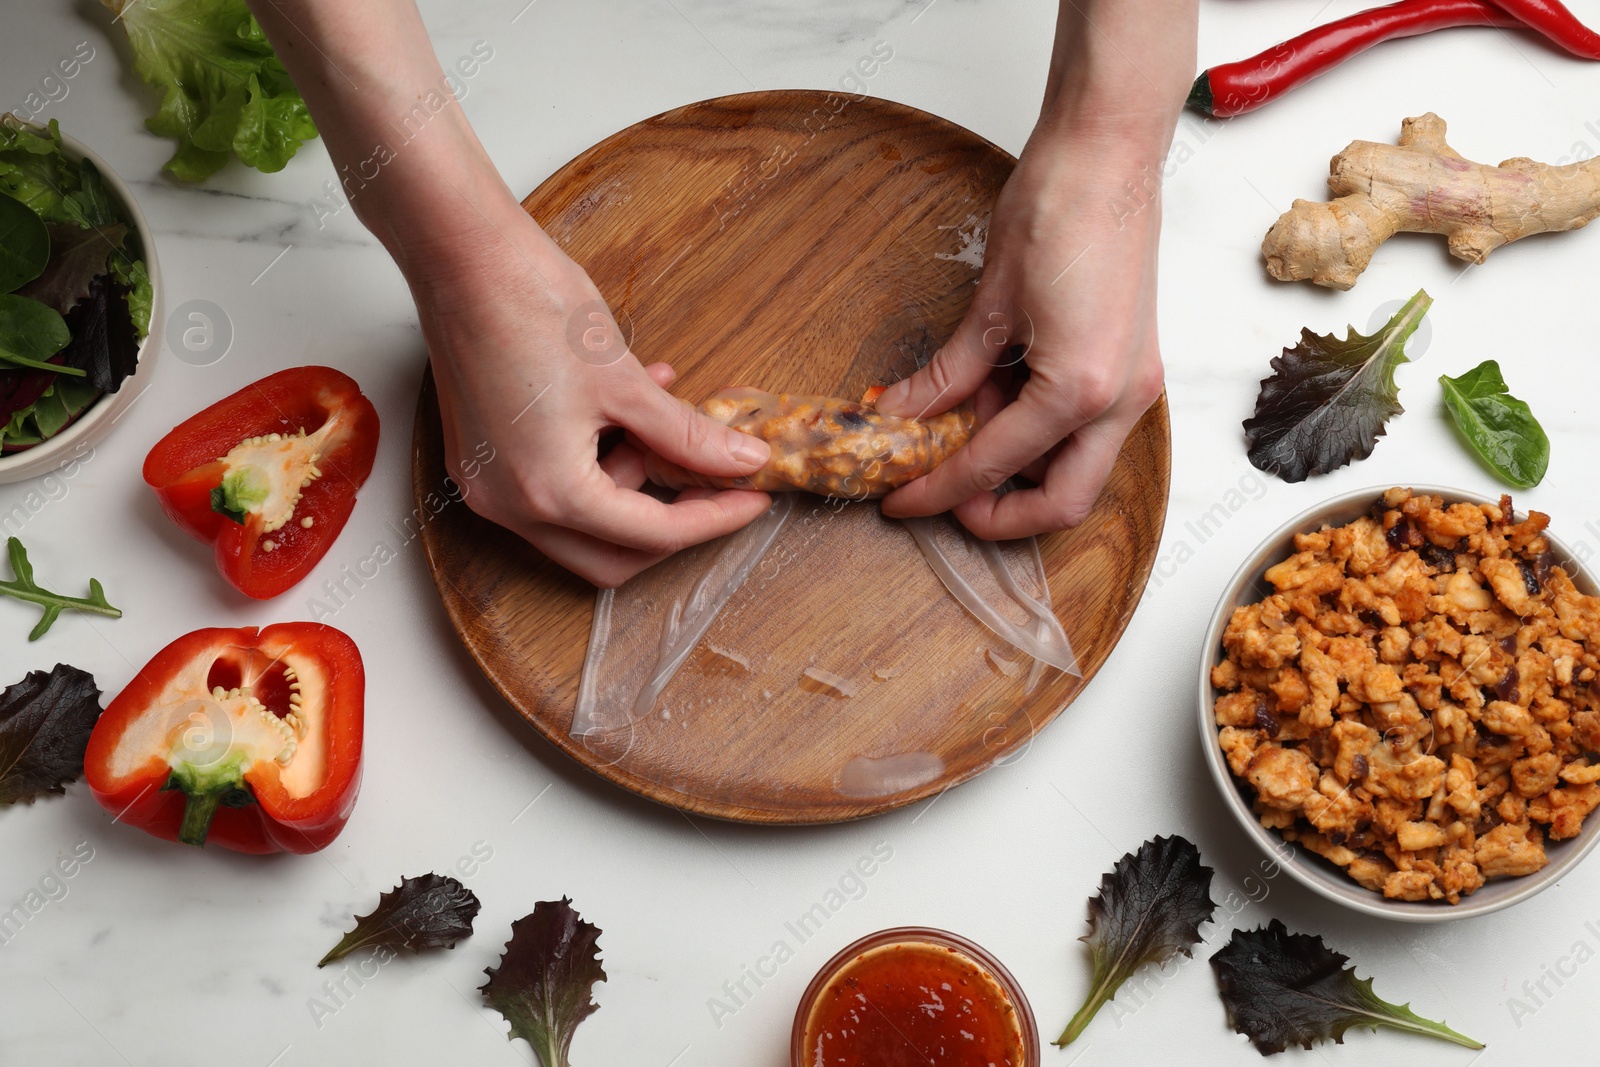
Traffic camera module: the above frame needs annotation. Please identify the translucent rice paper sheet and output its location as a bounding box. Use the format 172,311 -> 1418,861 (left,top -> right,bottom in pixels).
571,494 -> 796,739
902,514 -> 1080,676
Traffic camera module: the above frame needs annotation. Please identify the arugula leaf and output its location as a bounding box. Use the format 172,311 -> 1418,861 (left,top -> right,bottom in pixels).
18,224 -> 124,315
0,664 -> 103,806
1440,359 -> 1549,489
102,0 -> 319,181
481,898 -> 606,1067
0,294 -> 77,375
0,192 -> 49,294
1057,835 -> 1217,1046
319,873 -> 482,967
1244,290 -> 1431,483
1,537 -> 121,640
1210,919 -> 1482,1055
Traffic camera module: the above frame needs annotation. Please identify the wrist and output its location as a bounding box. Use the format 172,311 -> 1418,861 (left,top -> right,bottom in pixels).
1036,0 -> 1195,152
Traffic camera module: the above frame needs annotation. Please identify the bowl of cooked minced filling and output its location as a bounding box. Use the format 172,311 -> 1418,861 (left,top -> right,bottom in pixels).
1200,486 -> 1600,920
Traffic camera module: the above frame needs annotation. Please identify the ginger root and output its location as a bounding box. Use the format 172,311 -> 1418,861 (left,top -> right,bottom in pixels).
1263,113 -> 1600,289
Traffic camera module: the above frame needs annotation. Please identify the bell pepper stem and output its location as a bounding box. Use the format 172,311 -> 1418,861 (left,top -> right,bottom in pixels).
167,757 -> 250,848
178,788 -> 227,847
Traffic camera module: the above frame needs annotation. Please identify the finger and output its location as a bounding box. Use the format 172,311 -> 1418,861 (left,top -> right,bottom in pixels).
522,520 -> 669,588
599,440 -> 649,488
521,484 -> 755,588
873,311 -> 998,419
567,466 -> 773,553
643,361 -> 676,387
612,373 -> 771,476
880,379 -> 1090,519
953,410 -> 1135,540
1016,442 -> 1063,485
973,377 -> 1006,425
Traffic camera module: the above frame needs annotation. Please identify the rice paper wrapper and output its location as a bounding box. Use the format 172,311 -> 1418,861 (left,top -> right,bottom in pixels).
902,515 -> 1080,676
571,494 -> 796,739
571,495 -> 1077,756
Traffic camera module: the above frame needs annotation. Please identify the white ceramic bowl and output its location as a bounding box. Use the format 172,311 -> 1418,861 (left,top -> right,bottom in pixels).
1199,485 -> 1600,921
0,123 -> 162,484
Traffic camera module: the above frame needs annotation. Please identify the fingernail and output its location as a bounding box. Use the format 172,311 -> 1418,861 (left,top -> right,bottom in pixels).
731,436 -> 769,466
878,381 -> 908,410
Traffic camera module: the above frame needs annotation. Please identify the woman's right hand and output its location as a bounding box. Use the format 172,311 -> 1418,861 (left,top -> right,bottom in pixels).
408,210 -> 773,588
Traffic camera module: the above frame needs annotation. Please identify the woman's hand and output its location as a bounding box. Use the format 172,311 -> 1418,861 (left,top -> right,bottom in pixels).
876,0 -> 1195,540
411,225 -> 773,587
244,0 -> 776,588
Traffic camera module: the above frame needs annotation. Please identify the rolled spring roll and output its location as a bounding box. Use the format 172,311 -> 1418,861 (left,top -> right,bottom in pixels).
645,386 -> 976,499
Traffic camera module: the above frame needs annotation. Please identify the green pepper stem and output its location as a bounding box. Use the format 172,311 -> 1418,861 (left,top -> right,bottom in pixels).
177,788 -> 226,847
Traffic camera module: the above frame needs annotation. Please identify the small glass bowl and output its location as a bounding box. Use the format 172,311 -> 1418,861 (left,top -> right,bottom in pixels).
790,926 -> 1040,1066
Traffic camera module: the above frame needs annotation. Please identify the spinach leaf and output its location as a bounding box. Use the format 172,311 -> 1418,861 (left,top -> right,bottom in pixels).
0,192 -> 49,294
1439,359 -> 1549,489
0,294 -> 77,375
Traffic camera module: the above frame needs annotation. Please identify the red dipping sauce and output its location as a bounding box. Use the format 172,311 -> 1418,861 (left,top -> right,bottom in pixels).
792,928 -> 1038,1067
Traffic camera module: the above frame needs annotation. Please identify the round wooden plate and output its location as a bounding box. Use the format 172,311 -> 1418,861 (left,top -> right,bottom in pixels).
413,90 -> 1170,823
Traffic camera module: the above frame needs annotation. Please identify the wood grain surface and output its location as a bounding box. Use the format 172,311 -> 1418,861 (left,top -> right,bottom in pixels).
412,90 -> 1170,823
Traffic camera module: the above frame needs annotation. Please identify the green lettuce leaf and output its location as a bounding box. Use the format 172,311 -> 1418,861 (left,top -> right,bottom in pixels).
1440,359 -> 1549,489
109,255 -> 151,338
102,0 -> 319,181
0,121 -> 118,229
0,119 -> 79,224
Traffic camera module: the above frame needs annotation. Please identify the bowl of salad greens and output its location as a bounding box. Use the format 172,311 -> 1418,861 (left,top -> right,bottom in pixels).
0,115 -> 159,484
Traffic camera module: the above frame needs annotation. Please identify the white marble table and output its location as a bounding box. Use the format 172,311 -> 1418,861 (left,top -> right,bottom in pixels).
3,1 -> 1598,1064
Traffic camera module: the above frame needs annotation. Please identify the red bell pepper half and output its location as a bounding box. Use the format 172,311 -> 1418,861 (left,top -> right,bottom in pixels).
144,366 -> 380,599
84,624 -> 364,854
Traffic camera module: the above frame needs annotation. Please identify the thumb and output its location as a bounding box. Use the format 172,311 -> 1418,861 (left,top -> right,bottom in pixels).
616,375 -> 770,476
874,309 -> 1001,418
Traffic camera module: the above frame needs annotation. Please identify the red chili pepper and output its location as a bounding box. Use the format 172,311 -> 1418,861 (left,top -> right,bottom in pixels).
1192,0 -> 1600,117
84,624 -> 365,854
143,367 -> 379,599
1487,0 -> 1600,57
1190,0 -> 1521,117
